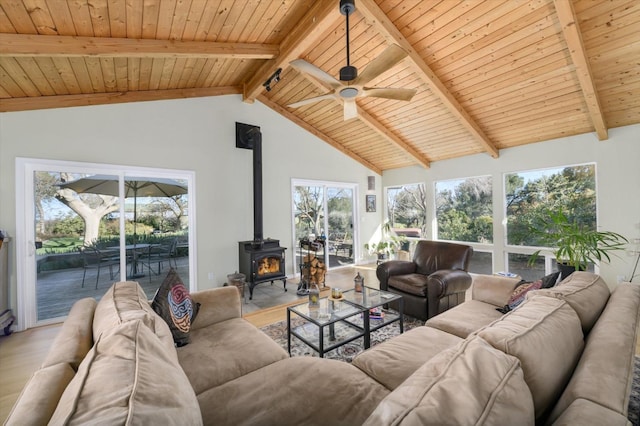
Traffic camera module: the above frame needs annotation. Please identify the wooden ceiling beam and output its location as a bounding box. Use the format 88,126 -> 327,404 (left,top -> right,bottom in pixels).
553,0 -> 608,140
356,107 -> 431,168
357,0 -> 500,159
0,34 -> 279,59
257,94 -> 382,174
0,87 -> 241,112
243,0 -> 339,103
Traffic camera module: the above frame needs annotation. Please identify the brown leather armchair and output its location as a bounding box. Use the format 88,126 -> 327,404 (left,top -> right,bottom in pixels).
376,240 -> 473,321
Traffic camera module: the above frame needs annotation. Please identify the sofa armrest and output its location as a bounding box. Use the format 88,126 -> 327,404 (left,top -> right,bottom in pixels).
376,261 -> 417,291
427,269 -> 472,298
471,274 -> 521,307
190,286 -> 241,330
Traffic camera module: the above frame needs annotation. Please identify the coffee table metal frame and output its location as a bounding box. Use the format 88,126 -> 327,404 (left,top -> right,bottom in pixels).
287,286 -> 404,358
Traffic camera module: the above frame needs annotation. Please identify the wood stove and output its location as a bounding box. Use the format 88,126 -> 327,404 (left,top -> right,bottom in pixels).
236,122 -> 287,299
238,239 -> 286,299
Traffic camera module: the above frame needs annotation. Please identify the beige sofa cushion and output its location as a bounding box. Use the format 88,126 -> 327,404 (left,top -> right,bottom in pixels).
530,271 -> 609,334
93,281 -> 176,356
177,317 -> 288,395
471,274 -> 521,307
196,357 -> 389,426
93,281 -> 155,336
42,297 -> 96,370
5,362 -> 76,426
50,319 -> 202,425
425,299 -> 504,338
364,335 -> 535,426
548,283 -> 640,423
190,286 -> 242,329
352,326 -> 463,390
477,296 -> 584,420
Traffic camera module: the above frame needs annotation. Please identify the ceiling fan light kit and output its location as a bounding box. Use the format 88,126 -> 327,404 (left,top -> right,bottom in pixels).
287,0 -> 417,120
340,87 -> 358,98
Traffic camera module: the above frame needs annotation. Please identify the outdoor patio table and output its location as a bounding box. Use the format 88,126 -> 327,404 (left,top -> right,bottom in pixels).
107,244 -> 158,279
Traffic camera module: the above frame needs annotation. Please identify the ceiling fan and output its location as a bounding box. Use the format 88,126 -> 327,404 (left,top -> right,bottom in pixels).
287,0 -> 417,121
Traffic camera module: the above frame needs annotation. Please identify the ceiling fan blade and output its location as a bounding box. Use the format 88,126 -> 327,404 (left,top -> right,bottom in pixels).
290,59 -> 343,90
343,99 -> 358,120
353,44 -> 408,86
288,93 -> 336,108
361,87 -> 417,101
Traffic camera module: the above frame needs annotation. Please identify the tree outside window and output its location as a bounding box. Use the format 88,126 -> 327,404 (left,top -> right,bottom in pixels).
435,176 -> 493,243
504,164 -> 596,279
386,183 -> 427,237
505,164 -> 596,246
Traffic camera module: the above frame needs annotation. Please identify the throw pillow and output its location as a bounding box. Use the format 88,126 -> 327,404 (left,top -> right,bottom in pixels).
497,279 -> 543,314
151,268 -> 200,347
540,271 -> 562,289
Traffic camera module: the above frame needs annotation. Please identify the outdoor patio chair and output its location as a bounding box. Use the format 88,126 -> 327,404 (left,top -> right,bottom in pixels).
143,238 -> 178,278
80,245 -> 120,289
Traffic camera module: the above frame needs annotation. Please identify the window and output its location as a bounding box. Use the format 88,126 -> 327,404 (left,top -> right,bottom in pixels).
17,158 -> 195,329
505,163 -> 597,273
435,176 -> 493,243
291,180 -> 357,270
386,183 -> 427,238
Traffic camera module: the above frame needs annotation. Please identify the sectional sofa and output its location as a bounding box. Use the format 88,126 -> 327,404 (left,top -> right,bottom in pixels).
5,272 -> 639,425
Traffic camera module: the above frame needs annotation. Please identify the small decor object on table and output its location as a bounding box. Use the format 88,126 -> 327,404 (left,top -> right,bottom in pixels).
308,281 -> 320,308
331,287 -> 343,300
354,272 -> 364,292
369,306 -> 384,319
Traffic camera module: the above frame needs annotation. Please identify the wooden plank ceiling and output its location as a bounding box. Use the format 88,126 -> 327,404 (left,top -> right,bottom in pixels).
1,0 -> 638,174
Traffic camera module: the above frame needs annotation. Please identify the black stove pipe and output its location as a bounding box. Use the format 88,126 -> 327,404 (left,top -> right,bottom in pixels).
252,133 -> 263,245
236,122 -> 263,247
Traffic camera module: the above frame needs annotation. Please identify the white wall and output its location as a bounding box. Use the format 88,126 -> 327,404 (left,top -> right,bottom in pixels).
1,95 -> 638,320
382,124 -> 640,287
0,95 -> 382,319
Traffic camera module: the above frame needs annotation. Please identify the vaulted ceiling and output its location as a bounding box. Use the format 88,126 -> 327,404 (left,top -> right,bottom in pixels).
1,0 -> 638,174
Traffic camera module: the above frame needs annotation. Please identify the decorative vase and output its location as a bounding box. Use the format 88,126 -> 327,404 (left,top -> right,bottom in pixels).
354,272 -> 364,292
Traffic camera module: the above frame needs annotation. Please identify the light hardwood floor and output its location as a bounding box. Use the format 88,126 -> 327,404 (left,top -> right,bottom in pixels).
0,264 -> 378,421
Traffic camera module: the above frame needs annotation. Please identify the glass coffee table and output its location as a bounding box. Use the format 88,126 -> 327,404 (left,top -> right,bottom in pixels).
287,287 -> 404,358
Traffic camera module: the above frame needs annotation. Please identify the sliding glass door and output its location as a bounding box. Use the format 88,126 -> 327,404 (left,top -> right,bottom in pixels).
291,180 -> 357,276
16,159 -> 195,329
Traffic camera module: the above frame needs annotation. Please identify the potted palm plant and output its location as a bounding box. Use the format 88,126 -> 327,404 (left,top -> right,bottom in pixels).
528,211 -> 628,277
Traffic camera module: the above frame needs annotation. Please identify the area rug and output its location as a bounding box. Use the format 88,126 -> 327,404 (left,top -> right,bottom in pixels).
260,315 -> 424,363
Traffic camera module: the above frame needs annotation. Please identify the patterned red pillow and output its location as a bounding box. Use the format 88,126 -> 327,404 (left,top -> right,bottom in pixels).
497,279 -> 543,314
151,268 -> 200,347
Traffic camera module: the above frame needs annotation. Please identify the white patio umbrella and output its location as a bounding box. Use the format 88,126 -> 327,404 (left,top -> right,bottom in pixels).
59,174 -> 188,242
